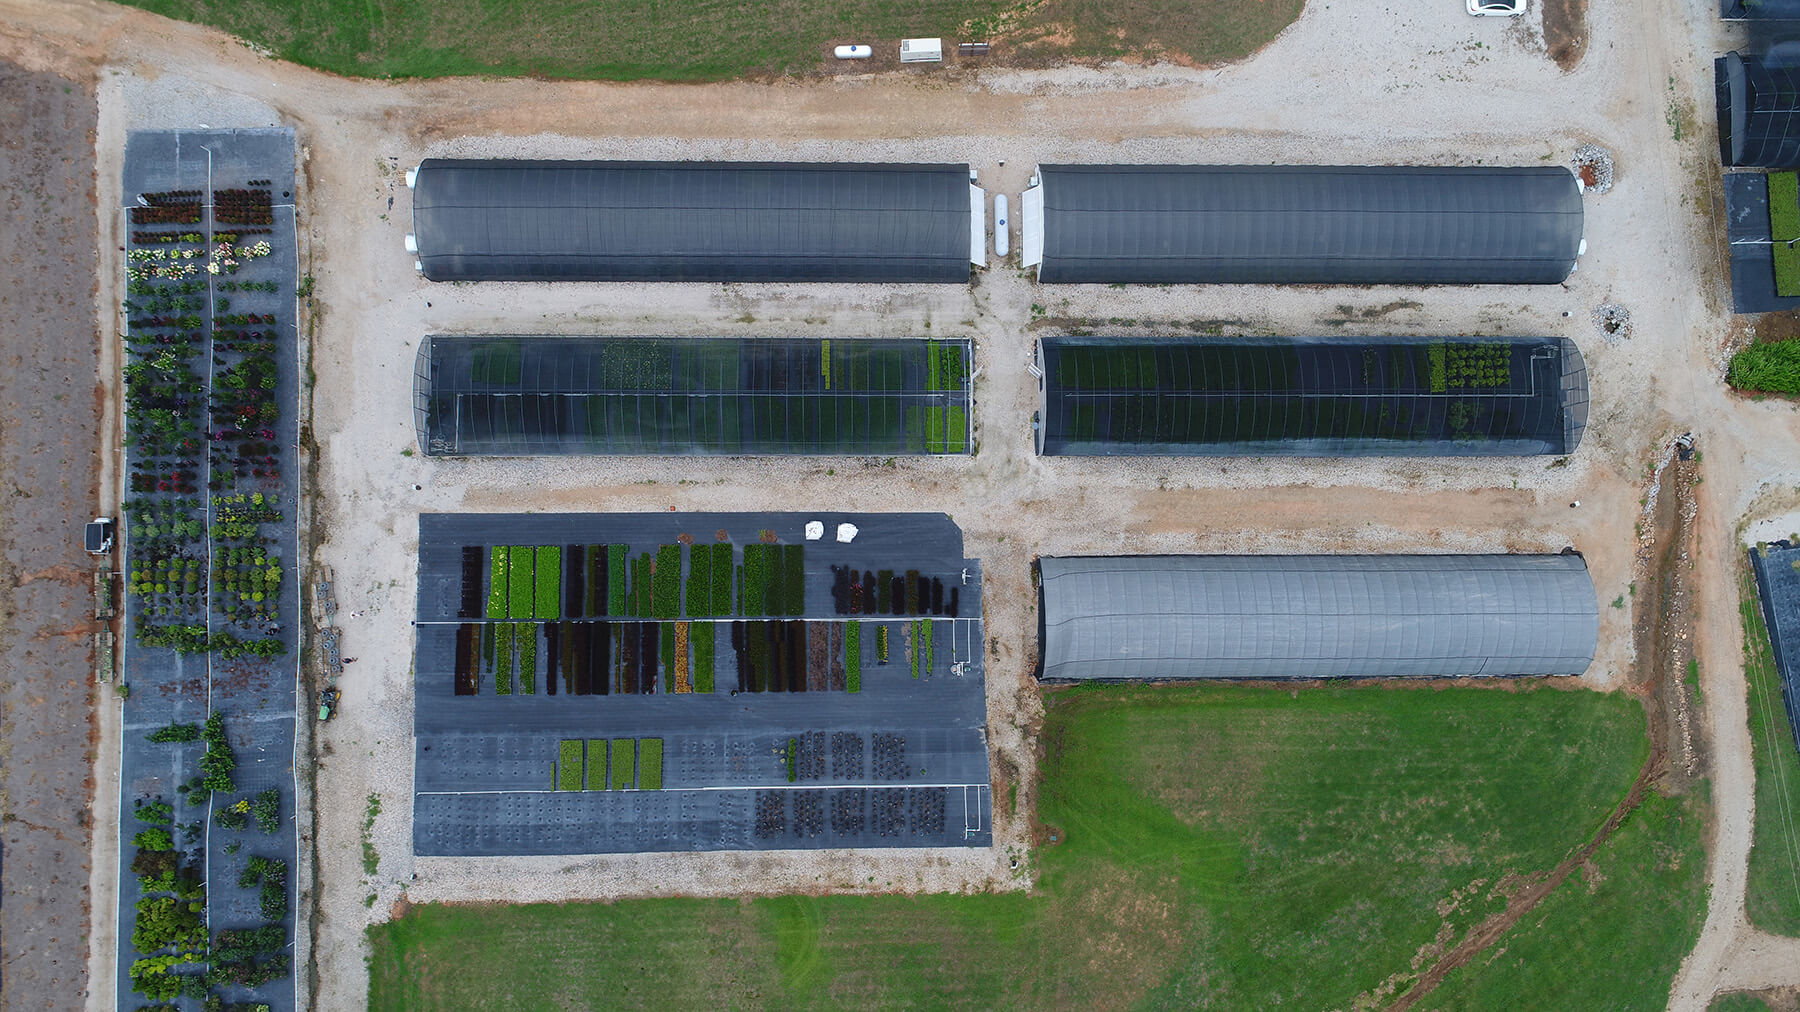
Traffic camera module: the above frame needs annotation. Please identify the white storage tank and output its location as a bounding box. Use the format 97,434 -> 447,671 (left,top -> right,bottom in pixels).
834,44 -> 872,59
900,38 -> 943,63
994,194 -> 1010,258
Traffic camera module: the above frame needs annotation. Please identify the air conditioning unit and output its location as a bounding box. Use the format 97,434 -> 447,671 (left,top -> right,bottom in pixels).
900,38 -> 943,63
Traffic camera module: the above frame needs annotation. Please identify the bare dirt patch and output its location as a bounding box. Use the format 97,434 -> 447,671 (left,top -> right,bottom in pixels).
1542,0 -> 1587,72
0,58 -> 101,1012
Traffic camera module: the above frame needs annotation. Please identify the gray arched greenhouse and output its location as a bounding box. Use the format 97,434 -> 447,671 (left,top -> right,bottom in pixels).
1037,554 -> 1598,681
407,159 -> 986,283
1019,164 -> 1586,285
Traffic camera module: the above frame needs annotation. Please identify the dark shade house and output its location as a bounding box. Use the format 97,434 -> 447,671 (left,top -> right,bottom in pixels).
1019,164 -> 1585,285
1722,0 -> 1800,19
1716,52 -> 1800,167
1037,554 -> 1599,681
1747,542 -> 1800,757
411,335 -> 973,456
407,159 -> 983,283
1034,336 -> 1588,457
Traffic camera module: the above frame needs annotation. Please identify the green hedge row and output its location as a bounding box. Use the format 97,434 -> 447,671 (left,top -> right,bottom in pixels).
639,739 -> 663,790
508,546 -> 534,620
610,739 -> 635,790
694,622 -> 715,693
846,620 -> 861,692
653,545 -> 681,618
557,740 -> 583,791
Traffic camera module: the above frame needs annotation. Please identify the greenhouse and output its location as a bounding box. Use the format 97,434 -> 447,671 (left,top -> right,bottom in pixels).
1037,554 -> 1599,681
412,336 -> 972,456
1716,52 -> 1800,168
406,159 -> 985,283
1034,337 -> 1587,457
1019,164 -> 1586,284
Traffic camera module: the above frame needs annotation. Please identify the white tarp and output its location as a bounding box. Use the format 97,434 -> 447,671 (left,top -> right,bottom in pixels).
1021,180 -> 1045,270
969,182 -> 987,267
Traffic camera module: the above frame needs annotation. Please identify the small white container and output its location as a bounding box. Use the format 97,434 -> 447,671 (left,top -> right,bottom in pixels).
833,44 -> 872,59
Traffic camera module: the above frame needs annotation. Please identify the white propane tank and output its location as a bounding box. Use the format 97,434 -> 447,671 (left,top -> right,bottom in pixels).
994,194 -> 1010,258
833,44 -> 873,59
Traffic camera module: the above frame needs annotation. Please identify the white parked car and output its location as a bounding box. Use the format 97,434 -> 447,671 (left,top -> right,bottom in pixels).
1467,0 -> 1524,14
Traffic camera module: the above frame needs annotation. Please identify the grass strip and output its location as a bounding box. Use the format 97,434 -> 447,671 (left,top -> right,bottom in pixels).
535,546 -> 561,620
640,738 -> 663,790
585,739 -> 607,790
557,740 -> 583,791
1772,172 -> 1800,296
1740,559 -> 1800,933
610,739 -> 635,790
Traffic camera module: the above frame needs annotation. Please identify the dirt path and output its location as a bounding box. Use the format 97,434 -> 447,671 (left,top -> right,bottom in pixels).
0,0 -> 1793,1007
0,55 -> 103,1012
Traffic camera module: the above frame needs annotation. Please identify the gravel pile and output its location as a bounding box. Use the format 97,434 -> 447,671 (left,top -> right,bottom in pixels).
1572,144 -> 1614,194
1593,303 -> 1632,344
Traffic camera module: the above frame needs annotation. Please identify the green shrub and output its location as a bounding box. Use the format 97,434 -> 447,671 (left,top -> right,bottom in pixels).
922,620 -> 935,677
508,546 -> 534,619
494,623 -> 514,694
610,739 -> 635,790
147,722 -> 201,743
607,545 -> 628,615
782,545 -> 805,615
1728,338 -> 1800,394
846,620 -> 861,692
134,798 -> 173,825
639,738 -> 663,790
1771,171 -> 1800,296
661,621 -> 676,692
685,543 -> 712,617
486,548 -> 508,618
654,545 -> 681,618
585,739 -> 607,790
786,737 -> 797,782
558,740 -> 583,791
535,546 -> 561,620
693,622 -> 715,694
709,543 -> 731,613
200,714 -> 235,793
133,827 -> 174,851
250,788 -> 280,833
518,623 -> 537,693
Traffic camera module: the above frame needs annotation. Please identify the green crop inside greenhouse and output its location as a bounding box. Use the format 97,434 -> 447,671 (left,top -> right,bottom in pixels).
1035,337 -> 1587,457
413,336 -> 972,456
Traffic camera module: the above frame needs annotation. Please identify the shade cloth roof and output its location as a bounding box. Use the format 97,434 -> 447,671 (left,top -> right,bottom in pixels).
1027,164 -> 1584,285
1038,554 -> 1598,680
1035,336 -> 1588,457
1717,52 -> 1800,168
410,159 -> 975,283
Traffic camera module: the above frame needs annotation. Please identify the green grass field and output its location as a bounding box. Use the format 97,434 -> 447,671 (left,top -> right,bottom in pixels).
113,0 -> 1302,81
369,682 -> 1705,1009
1740,562 -> 1800,934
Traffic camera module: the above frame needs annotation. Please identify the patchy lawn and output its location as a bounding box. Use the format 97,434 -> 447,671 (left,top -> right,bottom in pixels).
368,682 -> 1707,1009
113,0 -> 1303,80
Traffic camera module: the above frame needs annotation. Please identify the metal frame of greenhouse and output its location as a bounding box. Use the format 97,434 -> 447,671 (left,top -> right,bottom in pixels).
1019,164 -> 1586,284
1036,554 -> 1599,681
1032,336 -> 1588,457
406,159 -> 986,283
412,336 -> 974,456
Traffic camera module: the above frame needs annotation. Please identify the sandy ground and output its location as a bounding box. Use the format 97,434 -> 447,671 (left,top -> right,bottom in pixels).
0,0 -> 1795,1007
